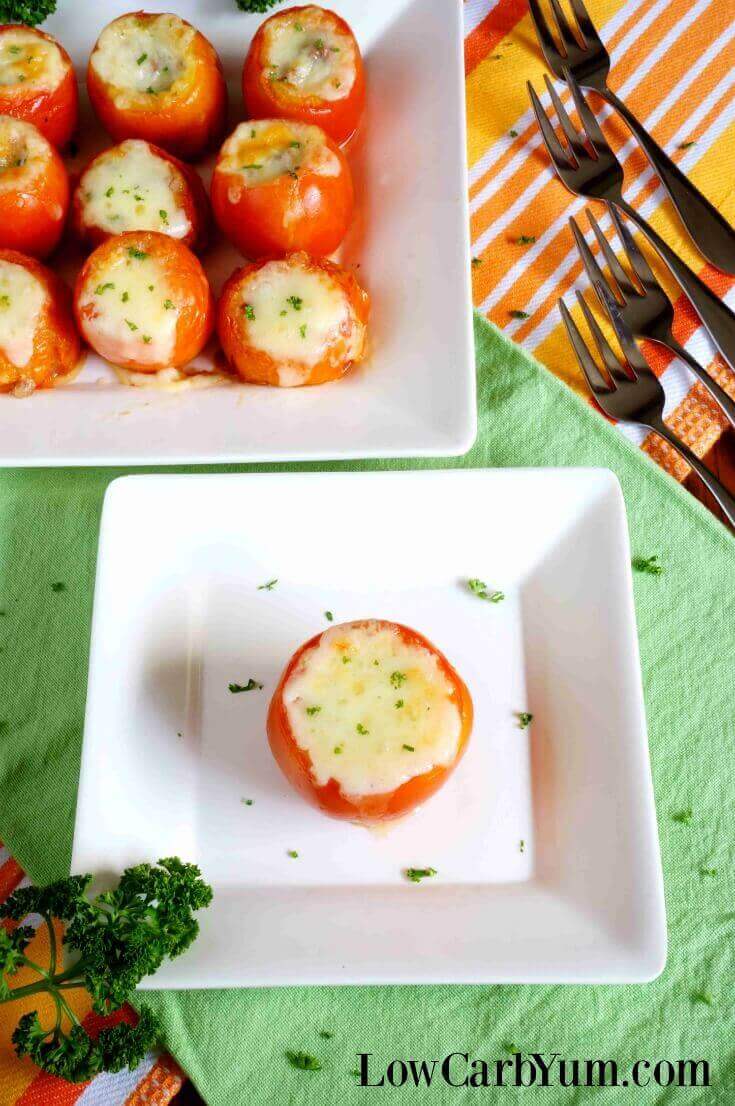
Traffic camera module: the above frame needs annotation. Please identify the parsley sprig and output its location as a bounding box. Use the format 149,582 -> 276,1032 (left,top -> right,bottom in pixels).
0,859 -> 212,1083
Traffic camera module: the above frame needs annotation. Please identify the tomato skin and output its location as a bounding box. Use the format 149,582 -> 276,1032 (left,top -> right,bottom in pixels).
217,252 -> 369,387
242,7 -> 365,146
0,121 -> 69,258
211,125 -> 353,258
0,26 -> 78,149
72,141 -> 211,252
0,248 -> 81,393
73,231 -> 214,373
267,620 -> 474,823
87,14 -> 228,161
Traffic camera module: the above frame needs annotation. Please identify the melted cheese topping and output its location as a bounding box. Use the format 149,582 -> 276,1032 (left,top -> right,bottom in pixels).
79,247 -> 179,366
0,116 -> 47,194
218,120 -> 341,188
238,257 -> 360,385
262,7 -> 356,102
284,622 -> 463,797
90,14 -> 196,107
0,29 -> 65,92
0,259 -> 46,368
79,140 -> 190,238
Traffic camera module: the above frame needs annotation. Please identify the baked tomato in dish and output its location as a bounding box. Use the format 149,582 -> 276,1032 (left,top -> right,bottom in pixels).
243,6 -> 365,146
211,119 -> 353,258
87,12 -> 227,161
0,248 -> 81,396
0,25 -> 78,149
217,251 -> 368,387
267,620 -> 474,824
0,115 -> 69,258
72,139 -> 209,251
74,231 -> 213,373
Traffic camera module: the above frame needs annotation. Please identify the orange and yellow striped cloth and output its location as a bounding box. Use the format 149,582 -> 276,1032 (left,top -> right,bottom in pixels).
0,844 -> 184,1106
466,0 -> 735,480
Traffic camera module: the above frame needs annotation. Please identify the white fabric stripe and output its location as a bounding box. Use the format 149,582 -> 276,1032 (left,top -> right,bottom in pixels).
477,16 -> 735,318
463,0 -> 503,39
76,1053 -> 158,1106
468,0 -> 675,187
471,0 -> 714,238
498,64 -> 735,346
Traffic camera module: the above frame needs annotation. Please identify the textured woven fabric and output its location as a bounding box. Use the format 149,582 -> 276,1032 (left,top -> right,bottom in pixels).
0,314 -> 733,1104
466,0 -> 735,476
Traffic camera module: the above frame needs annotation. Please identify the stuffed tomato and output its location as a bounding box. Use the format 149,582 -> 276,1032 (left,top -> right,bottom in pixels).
0,248 -> 81,396
0,115 -> 69,257
267,620 -> 474,823
72,139 -> 209,251
87,12 -> 227,160
0,25 -> 78,149
217,251 -> 368,387
74,231 -> 213,372
211,119 -> 353,258
243,6 -> 365,146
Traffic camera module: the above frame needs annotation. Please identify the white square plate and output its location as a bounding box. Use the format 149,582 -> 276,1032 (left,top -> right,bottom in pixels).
2,0 -> 474,466
72,469 -> 666,986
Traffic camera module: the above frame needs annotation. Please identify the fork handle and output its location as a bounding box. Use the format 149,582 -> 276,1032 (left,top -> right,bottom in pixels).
648,415 -> 735,529
665,337 -> 735,432
615,199 -> 735,379
603,89 -> 735,276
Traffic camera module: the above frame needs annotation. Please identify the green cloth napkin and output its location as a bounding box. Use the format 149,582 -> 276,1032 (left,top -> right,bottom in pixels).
1,315 -> 733,1104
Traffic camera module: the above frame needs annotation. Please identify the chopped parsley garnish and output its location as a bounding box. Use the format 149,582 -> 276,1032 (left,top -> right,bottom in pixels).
306,706 -> 321,716
127,247 -> 148,260
159,209 -> 168,223
95,282 -> 114,295
691,989 -> 713,1006
471,257 -> 482,267
390,671 -> 407,689
137,52 -> 148,65
318,1030 -> 333,1040
402,743 -> 414,751
395,700 -> 404,709
257,577 -> 277,589
509,129 -> 518,137
356,723 -> 369,735
678,141 -> 696,149
147,284 -> 154,292
502,1042 -> 521,1055
8,46 -> 21,55
699,866 -> 717,878
0,295 -> 10,308
134,194 -> 144,203
632,555 -> 663,575
299,324 -> 307,338
404,867 -> 437,883
314,38 -> 324,49
324,610 -> 333,621
518,712 -> 533,729
341,655 -> 351,664
243,303 -> 256,321
519,839 -> 525,853
287,295 -> 303,311
241,798 -> 253,806
121,291 -> 129,303
250,128 -> 256,138
285,1050 -> 321,1071
333,744 -> 343,754
125,319 -> 138,331
163,299 -> 175,310
142,335 -> 152,344
287,850 -> 299,859
50,582 -> 66,593
672,808 -> 693,825
294,21 -> 303,31
289,141 -> 302,149
146,86 -> 157,95
105,186 -> 114,198
509,309 -> 530,319
242,163 -> 262,170
229,678 -> 263,693
517,235 -> 536,245
467,578 -> 504,603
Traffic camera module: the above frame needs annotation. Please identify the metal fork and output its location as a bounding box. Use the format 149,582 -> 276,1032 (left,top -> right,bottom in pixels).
559,287 -> 735,528
528,0 -> 735,274
528,71 -> 735,381
569,207 -> 735,430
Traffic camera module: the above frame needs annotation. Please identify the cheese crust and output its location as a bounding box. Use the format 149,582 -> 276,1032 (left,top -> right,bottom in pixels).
261,7 -> 357,104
